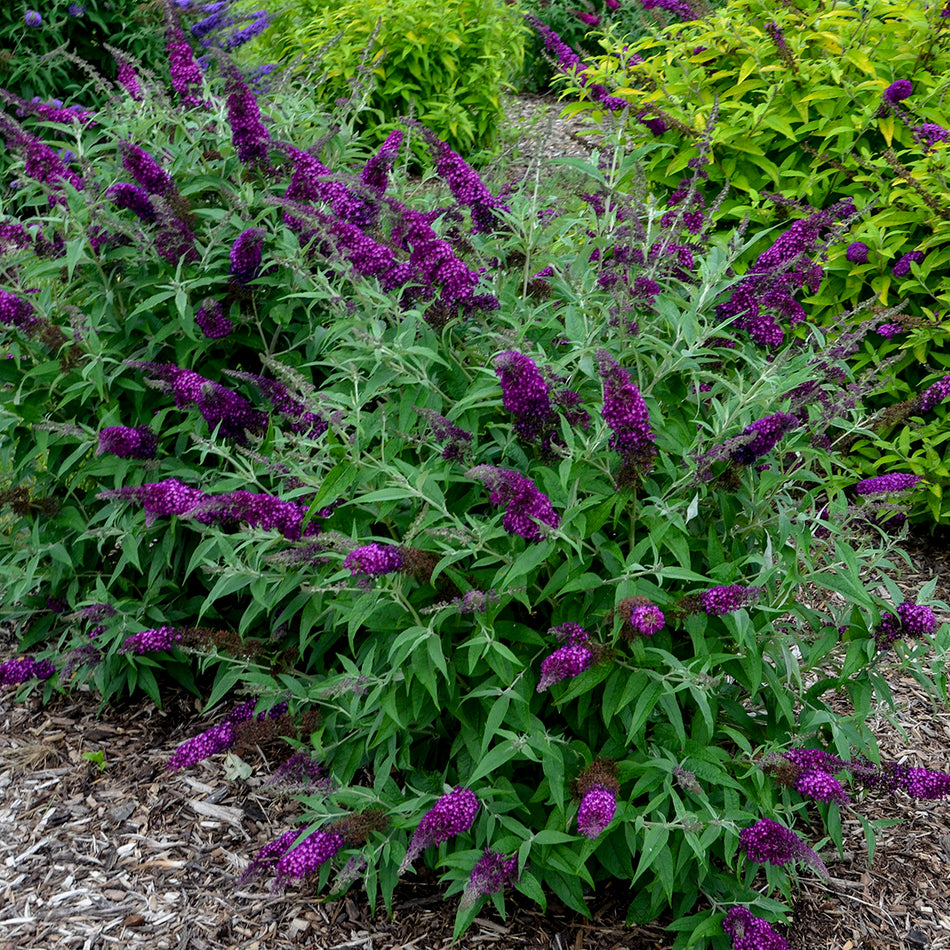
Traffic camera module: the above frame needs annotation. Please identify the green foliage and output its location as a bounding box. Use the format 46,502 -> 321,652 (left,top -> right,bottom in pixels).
259,0 -> 525,155
1,24 -> 949,949
0,0 -> 166,103
563,0 -> 950,522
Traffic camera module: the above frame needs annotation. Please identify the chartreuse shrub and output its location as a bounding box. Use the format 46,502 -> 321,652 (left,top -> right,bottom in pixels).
3,8 -> 950,949
536,0 -> 950,524
256,0 -> 525,155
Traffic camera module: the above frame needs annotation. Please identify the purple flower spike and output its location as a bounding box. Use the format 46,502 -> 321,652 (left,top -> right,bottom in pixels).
892,250 -> 925,278
917,374 -> 950,413
855,473 -> 921,495
120,143 -> 175,197
106,183 -> 157,221
596,351 -> 656,474
461,849 -> 519,910
224,66 -> 270,164
166,14 -> 207,108
361,130 -> 403,195
239,829 -> 300,884
343,543 -> 405,577
537,643 -> 593,692
576,785 -> 616,839
493,351 -> 558,452
25,10 -> 43,27
400,787 -> 479,873
273,830 -> 345,891
882,79 -> 913,103
732,412 -> 798,464
628,603 -> 665,636
98,478 -> 205,526
466,465 -> 560,542
897,601 -> 938,638
722,907 -> 789,950
115,56 -> 144,101
845,241 -> 868,264
229,228 -> 265,284
195,298 -> 233,339
96,425 -> 157,460
794,770 -> 850,805
0,656 -> 55,686
700,584 -> 762,615
0,290 -> 38,330
739,817 -> 828,878
119,626 -> 183,654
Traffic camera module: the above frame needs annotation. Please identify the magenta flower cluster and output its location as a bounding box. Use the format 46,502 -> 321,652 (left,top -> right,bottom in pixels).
537,643 -> 593,692
165,15 -> 207,109
343,543 -> 405,577
700,584 -> 762,615
96,425 -> 157,460
195,298 -> 233,339
229,228 -> 265,284
875,601 -> 937,649
467,466 -> 560,542
917,374 -> 950,413
892,250 -> 925,278
494,351 -> 559,453
119,626 -> 183,655
461,849 -> 519,910
224,67 -> 270,164
120,143 -> 176,197
855,472 -> 921,495
360,130 -> 403,195
628,602 -> 665,636
0,290 -> 37,331
400,787 -> 479,872
722,907 -> 789,950
128,361 -> 267,442
0,656 -> 55,686
99,478 -> 204,526
739,817 -> 827,878
845,241 -> 869,264
273,830 -> 345,892
577,785 -> 617,839
596,350 -> 656,473
415,408 -> 473,462
731,412 -> 798,464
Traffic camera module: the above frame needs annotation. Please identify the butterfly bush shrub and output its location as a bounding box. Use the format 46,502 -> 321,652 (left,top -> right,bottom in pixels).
256,0 -> 525,156
548,0 -> 950,524
1,9 -> 950,948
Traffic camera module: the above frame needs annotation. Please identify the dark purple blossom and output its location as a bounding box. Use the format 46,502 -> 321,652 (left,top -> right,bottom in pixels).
892,250 -> 925,278
845,241 -> 868,264
120,143 -> 175,197
239,829 -> 301,884
185,490 -> 319,540
224,66 -> 270,164
494,351 -> 558,452
537,643 -> 593,692
195,298 -> 233,339
115,57 -> 144,101
641,0 -> 696,19
119,626 -> 183,654
700,584 -> 762,615
25,10 -> 43,26
876,323 -> 903,338
739,817 -> 827,877
596,350 -> 656,474
360,130 -> 403,196
343,543 -> 405,577
415,407 -> 473,462
218,11 -> 271,52
917,374 -> 950,413
166,15 -> 207,108
400,787 -> 479,872
106,183 -> 157,221
229,228 -> 265,283
283,147 -> 375,228
268,752 -> 336,793
96,425 -> 157,460
627,602 -> 665,636
0,656 -> 55,686
0,117 -> 85,195
273,830 -> 345,891
731,412 -> 798,464
855,472 -> 921,495
224,371 -> 327,436
913,122 -> 950,150
882,79 -> 913,104
98,478 -> 205,526
576,785 -> 616,839
794,769 -> 849,805
466,465 -> 560,542
128,361 -> 267,442
0,290 -> 37,330
461,849 -> 519,910
722,907 -> 789,950
551,621 -> 589,644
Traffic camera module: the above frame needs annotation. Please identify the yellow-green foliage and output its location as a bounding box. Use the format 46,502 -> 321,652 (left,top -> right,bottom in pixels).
568,0 -> 950,319
262,0 -> 526,155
